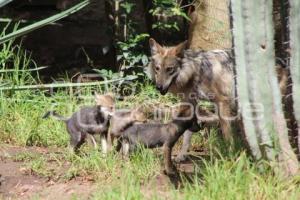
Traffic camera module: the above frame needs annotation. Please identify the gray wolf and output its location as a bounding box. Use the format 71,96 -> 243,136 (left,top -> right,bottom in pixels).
43,105 -> 111,153
148,38 -> 236,161
108,107 -> 148,151
118,105 -> 200,175
94,93 -> 147,153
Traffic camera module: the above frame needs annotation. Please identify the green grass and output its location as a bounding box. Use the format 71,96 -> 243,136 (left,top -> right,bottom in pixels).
1,41 -> 300,199
1,88 -> 300,199
180,154 -> 300,200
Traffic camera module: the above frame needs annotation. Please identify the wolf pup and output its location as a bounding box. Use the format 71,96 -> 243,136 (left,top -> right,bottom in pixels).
119,105 -> 199,175
43,93 -> 115,153
148,38 -> 235,161
94,92 -> 116,152
108,107 -> 147,151
43,105 -> 111,153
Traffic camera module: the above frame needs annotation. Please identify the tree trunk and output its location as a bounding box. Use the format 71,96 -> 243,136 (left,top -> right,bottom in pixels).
188,0 -> 232,50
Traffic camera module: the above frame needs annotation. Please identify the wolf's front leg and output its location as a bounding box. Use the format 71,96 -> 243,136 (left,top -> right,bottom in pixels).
163,144 -> 177,175
174,130 -> 193,162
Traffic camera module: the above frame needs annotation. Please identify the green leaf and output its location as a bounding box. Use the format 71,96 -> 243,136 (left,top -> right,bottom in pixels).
0,0 -> 13,8
0,0 -> 90,44
121,2 -> 135,14
141,55 -> 149,66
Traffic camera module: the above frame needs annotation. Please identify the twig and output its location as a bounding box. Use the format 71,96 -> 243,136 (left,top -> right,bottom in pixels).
0,66 -> 48,73
0,76 -> 137,91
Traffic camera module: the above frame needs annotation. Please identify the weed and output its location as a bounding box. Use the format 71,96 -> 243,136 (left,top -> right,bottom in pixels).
26,156 -> 54,178
13,151 -> 38,162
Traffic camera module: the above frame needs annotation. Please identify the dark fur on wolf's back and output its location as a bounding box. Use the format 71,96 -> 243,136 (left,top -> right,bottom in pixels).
120,105 -> 199,175
43,106 -> 110,151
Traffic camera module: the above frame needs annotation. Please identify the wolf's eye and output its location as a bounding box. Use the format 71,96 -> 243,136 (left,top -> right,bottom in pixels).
155,66 -> 160,71
166,67 -> 174,74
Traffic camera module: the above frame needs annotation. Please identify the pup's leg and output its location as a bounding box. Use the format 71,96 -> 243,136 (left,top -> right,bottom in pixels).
115,138 -> 122,152
107,131 -> 114,152
70,132 -> 86,153
122,139 -> 130,159
175,130 -> 193,162
100,134 -> 108,155
163,144 -> 177,175
88,135 -> 97,149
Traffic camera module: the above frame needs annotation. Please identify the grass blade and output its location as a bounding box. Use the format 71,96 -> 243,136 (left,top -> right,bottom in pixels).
0,66 -> 48,73
0,76 -> 138,91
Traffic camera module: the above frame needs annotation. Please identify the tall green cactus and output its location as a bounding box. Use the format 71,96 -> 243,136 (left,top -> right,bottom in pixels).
230,0 -> 261,160
230,0 -> 299,176
290,0 -> 300,155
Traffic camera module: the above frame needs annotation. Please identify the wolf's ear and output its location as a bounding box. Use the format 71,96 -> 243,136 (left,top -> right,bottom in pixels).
170,40 -> 188,57
149,38 -> 164,55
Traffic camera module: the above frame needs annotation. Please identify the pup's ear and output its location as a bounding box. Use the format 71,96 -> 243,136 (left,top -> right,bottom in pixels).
149,38 -> 164,55
132,107 -> 147,122
95,92 -> 116,107
105,92 -> 116,105
105,92 -> 114,99
170,40 -> 188,57
94,93 -> 101,102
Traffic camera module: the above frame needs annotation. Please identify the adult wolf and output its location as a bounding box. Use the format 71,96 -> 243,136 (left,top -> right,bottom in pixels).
148,38 -> 236,161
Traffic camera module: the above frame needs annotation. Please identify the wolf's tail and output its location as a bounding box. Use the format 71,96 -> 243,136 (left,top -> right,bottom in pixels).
42,111 -> 69,122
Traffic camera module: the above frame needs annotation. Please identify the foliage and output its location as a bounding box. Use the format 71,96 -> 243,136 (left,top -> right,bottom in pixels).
0,0 -> 90,44
117,33 -> 149,69
150,0 -> 190,31
116,1 -> 150,77
0,24 -> 39,87
115,0 -> 189,77
0,0 -> 13,8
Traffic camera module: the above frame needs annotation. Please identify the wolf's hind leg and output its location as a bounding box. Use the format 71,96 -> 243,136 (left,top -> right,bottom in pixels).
70,132 -> 85,153
218,101 -> 233,144
174,130 -> 193,162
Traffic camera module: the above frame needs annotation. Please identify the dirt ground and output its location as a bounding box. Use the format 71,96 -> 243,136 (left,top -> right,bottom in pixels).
0,145 -> 97,199
0,145 -> 200,200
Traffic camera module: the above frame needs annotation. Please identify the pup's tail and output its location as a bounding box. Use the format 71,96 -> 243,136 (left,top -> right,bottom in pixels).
42,111 -> 68,122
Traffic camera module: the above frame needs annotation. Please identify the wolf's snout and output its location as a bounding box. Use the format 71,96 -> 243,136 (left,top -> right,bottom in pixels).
156,84 -> 169,95
156,84 -> 163,91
